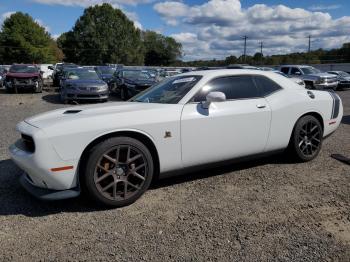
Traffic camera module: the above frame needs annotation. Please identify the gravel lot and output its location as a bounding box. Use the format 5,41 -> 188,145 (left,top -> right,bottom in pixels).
0,89 -> 349,261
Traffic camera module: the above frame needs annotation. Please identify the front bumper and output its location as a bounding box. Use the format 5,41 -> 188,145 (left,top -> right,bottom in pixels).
63,89 -> 109,100
314,82 -> 338,89
20,173 -> 80,201
9,121 -> 79,193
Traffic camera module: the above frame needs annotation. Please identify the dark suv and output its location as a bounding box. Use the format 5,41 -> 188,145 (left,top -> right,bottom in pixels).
50,63 -> 78,87
109,69 -> 157,100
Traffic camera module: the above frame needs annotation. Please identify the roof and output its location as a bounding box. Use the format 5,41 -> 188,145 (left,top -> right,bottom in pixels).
181,69 -> 278,78
279,65 -> 313,68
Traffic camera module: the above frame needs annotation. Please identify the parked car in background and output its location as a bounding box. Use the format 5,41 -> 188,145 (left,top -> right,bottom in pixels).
227,64 -> 260,70
4,64 -> 43,93
0,66 -> 7,87
327,71 -> 350,90
160,70 -> 181,78
50,63 -> 78,87
9,69 -> 343,207
94,66 -> 116,84
279,65 -> 338,90
60,67 -> 109,104
273,71 -> 305,88
39,64 -> 54,79
109,69 -> 157,100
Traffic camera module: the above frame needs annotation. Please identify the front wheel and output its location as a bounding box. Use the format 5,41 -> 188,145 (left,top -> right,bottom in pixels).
82,137 -> 154,207
288,115 -> 323,162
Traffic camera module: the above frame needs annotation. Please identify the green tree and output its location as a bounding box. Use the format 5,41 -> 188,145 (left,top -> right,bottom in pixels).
59,4 -> 144,65
143,30 -> 182,66
0,12 -> 60,64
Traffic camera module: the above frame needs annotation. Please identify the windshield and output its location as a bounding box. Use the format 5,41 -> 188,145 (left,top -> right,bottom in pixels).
10,65 -> 38,73
97,67 -> 115,75
338,71 -> 350,77
123,70 -> 151,80
66,69 -> 100,80
301,67 -> 321,75
131,75 -> 202,104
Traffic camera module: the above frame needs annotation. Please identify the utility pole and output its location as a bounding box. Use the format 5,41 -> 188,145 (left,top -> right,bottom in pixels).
259,41 -> 263,65
241,36 -> 248,63
308,35 -> 311,53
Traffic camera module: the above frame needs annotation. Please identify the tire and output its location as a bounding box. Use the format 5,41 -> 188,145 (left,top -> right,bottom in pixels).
288,115 -> 323,162
81,137 -> 154,207
34,80 -> 43,93
120,86 -> 129,100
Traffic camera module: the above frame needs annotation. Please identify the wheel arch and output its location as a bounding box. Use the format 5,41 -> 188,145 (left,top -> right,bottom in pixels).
290,111 -> 324,140
78,130 -> 160,184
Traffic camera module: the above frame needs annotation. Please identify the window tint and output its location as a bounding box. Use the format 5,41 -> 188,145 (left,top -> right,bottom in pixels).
253,76 -> 282,96
291,67 -> 301,75
193,75 -> 258,102
281,67 -> 289,74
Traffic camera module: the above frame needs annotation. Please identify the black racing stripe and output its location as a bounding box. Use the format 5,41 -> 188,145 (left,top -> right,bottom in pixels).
328,91 -> 340,119
328,91 -> 335,119
333,94 -> 340,119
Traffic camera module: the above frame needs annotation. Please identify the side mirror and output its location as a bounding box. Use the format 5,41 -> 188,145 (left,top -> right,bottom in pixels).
48,66 -> 54,70
201,91 -> 226,109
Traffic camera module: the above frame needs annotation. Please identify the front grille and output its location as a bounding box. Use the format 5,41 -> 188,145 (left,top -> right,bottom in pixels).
21,134 -> 35,153
14,78 -> 32,85
77,87 -> 98,91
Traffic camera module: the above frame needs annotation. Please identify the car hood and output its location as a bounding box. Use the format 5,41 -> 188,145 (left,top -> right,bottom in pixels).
311,73 -> 337,78
125,78 -> 156,85
6,72 -> 40,78
25,102 -> 176,129
100,74 -> 113,78
66,79 -> 106,86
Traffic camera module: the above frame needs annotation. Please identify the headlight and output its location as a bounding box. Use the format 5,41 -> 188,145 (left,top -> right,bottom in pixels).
97,85 -> 108,91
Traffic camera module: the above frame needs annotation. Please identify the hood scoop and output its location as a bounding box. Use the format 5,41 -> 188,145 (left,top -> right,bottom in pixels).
63,110 -> 82,114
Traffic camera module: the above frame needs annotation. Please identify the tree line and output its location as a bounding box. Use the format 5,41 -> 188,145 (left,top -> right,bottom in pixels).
174,43 -> 350,67
0,4 -> 182,66
0,3 -> 349,67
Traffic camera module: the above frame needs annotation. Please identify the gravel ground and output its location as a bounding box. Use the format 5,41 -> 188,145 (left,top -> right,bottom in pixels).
0,89 -> 349,261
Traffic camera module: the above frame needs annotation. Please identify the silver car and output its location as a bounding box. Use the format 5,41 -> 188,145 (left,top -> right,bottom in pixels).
279,65 -> 338,90
60,68 -> 109,104
327,71 -> 350,90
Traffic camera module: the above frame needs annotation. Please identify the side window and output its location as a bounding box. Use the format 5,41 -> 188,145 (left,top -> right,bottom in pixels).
193,75 -> 259,102
281,67 -> 289,74
253,76 -> 282,97
291,67 -> 301,75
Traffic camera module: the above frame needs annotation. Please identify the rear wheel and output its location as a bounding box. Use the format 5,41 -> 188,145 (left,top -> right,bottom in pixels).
120,86 -> 129,100
289,115 -> 323,162
82,137 -> 154,207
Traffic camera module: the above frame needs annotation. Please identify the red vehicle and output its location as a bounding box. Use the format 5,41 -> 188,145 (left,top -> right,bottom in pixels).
4,64 -> 43,93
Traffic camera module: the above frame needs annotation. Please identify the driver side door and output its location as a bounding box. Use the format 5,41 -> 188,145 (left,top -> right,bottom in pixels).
180,75 -> 271,168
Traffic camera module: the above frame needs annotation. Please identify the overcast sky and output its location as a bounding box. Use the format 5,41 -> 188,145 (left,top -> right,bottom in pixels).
1,0 -> 350,60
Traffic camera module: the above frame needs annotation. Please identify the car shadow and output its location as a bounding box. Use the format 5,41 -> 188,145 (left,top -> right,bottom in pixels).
0,153 -> 293,217
42,93 -> 62,104
342,115 -> 350,125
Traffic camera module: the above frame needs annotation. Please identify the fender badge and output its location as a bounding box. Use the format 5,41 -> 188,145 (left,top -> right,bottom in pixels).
164,131 -> 172,138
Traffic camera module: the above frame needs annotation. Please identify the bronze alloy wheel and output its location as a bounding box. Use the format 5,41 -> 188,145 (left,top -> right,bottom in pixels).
93,145 -> 148,201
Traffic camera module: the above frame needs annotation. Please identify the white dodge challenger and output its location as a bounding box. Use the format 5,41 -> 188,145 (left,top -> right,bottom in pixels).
9,70 -> 343,207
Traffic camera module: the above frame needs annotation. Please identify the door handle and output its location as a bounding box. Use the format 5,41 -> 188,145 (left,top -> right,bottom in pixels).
256,104 -> 266,109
